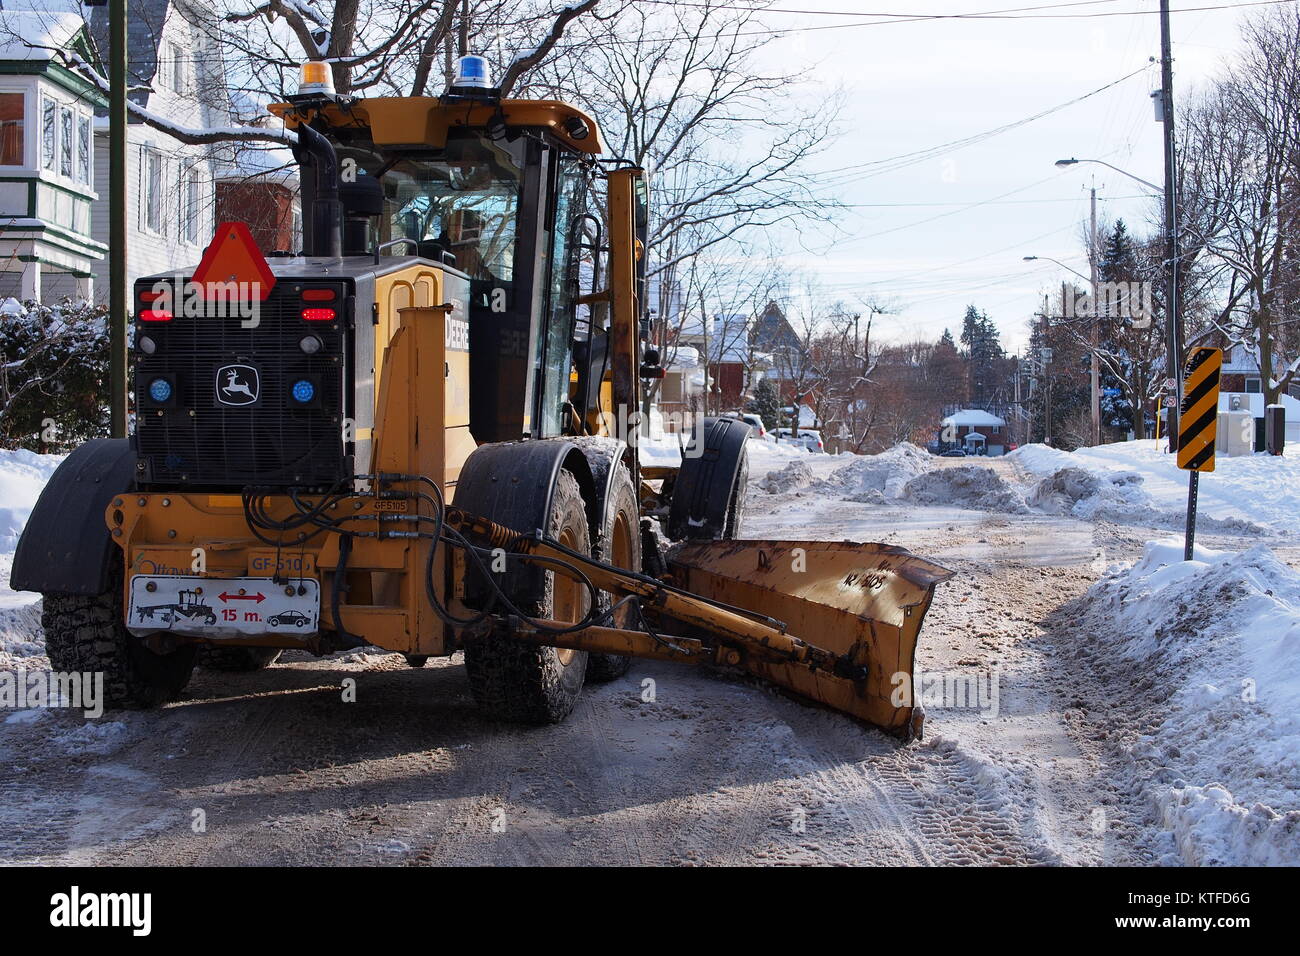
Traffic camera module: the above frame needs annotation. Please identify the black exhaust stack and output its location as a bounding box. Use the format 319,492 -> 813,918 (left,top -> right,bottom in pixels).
294,124 -> 342,258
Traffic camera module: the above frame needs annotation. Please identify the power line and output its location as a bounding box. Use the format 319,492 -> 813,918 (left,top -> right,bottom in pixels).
809,66 -> 1148,185
841,193 -> 1149,207
631,0 -> 1300,34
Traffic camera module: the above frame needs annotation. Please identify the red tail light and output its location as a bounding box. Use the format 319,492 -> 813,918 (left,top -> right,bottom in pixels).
301,308 -> 336,322
302,288 -> 336,302
139,309 -> 173,322
140,290 -> 164,303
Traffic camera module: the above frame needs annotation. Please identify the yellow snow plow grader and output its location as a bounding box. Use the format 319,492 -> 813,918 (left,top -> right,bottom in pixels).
11,58 -> 950,737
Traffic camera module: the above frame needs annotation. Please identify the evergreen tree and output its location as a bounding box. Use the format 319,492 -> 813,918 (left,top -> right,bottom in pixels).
959,305 -> 1005,406
747,377 -> 781,432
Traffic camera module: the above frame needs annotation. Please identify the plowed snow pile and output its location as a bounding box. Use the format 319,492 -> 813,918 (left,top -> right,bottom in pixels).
1012,440 -> 1289,534
901,464 -> 1030,513
1065,540 -> 1300,865
812,442 -> 931,501
1,449 -> 63,669
758,460 -> 815,494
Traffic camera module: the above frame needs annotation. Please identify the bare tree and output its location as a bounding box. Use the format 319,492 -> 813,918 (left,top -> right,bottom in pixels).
5,1 -> 606,148
1176,7 -> 1300,405
527,0 -> 841,351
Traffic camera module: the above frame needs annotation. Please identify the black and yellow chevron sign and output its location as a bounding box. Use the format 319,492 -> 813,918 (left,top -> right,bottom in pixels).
1177,347 -> 1222,472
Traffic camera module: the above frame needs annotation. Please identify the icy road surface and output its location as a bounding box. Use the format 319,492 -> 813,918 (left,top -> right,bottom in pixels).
2,445 -> 1296,865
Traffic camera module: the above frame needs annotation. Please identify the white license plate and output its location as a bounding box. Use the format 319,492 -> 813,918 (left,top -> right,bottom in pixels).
127,575 -> 320,638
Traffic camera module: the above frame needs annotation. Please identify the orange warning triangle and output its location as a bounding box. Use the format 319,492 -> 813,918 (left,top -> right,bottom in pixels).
191,221 -> 276,301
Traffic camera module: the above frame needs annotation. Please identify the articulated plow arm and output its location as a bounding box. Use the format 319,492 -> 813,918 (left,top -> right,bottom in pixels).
445,509 -> 953,739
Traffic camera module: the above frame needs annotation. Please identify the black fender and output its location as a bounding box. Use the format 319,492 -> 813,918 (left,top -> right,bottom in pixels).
451,439 -> 596,608
667,417 -> 750,540
10,438 -> 136,596
566,436 -> 633,561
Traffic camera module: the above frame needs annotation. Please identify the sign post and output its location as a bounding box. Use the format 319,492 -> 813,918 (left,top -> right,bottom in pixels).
1176,347 -> 1222,560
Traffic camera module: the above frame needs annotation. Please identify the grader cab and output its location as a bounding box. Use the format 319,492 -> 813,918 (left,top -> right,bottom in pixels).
12,57 -> 950,736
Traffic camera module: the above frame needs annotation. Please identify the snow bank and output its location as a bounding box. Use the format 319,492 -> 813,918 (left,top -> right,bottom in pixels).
758,460 -> 814,494
1069,540 -> 1300,865
0,448 -> 63,666
641,432 -> 807,475
1011,440 -> 1296,535
0,448 -> 63,555
901,464 -> 1029,513
810,442 -> 931,501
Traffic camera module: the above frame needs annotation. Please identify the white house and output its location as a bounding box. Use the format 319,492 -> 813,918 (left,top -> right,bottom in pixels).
0,5 -> 106,300
940,408 -> 1008,456
85,0 -> 232,297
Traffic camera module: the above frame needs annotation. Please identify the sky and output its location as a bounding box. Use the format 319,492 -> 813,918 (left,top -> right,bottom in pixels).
745,0 -> 1269,354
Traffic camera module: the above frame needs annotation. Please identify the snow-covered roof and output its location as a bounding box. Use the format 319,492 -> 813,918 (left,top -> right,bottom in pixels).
0,10 -> 84,60
1219,391 -> 1300,417
667,345 -> 700,370
941,409 -> 1006,427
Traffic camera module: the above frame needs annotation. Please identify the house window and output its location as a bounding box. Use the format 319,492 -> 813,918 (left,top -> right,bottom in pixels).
41,98 -> 55,170
1245,377 -> 1262,394
59,106 -> 73,178
0,93 -> 24,166
76,114 -> 91,184
170,43 -> 186,94
181,169 -> 201,243
143,148 -> 164,233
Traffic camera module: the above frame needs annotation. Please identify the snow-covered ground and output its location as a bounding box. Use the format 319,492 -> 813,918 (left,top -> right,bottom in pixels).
2,438 -> 1297,865
0,449 -> 63,670
746,440 -> 1300,865
1011,439 -> 1299,536
1062,540 -> 1300,865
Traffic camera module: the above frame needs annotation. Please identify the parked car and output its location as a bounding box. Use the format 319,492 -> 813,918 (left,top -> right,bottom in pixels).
775,428 -> 825,453
939,448 -> 967,457
721,411 -> 773,441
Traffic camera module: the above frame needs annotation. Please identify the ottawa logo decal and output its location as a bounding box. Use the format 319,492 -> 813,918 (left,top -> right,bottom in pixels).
216,364 -> 260,406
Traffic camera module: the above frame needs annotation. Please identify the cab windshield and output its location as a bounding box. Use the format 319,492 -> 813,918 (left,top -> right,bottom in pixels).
380,131 -> 524,285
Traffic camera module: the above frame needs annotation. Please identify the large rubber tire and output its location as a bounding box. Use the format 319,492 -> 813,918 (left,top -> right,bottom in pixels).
464,470 -> 591,723
723,444 -> 748,538
586,460 -> 640,682
42,556 -> 196,708
197,646 -> 282,672
668,417 -> 750,540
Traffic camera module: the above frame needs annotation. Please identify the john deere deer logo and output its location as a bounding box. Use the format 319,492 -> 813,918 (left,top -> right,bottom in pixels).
216,364 -> 260,406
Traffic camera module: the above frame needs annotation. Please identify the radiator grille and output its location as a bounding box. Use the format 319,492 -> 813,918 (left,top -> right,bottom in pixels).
133,281 -> 349,489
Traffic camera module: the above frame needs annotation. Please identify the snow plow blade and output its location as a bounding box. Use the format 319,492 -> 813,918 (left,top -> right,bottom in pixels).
669,540 -> 953,737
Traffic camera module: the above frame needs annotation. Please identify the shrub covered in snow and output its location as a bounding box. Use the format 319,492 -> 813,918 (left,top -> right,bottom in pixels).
0,297 -> 110,451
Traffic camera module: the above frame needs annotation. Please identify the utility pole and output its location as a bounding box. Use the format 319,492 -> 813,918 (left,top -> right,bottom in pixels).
108,0 -> 127,438
1042,293 -> 1054,446
1089,184 -> 1101,447
1159,0 -> 1183,451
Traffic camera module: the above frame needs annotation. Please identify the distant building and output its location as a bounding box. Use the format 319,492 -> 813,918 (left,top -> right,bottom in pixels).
673,311 -> 772,410
1220,343 -> 1300,400
0,8 -> 107,300
657,344 -> 705,427
85,0 -> 299,295
939,408 -> 1008,456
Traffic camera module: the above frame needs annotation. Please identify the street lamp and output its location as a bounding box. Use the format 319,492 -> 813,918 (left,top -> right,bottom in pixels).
1054,158 -> 1162,194
1022,255 -> 1089,285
